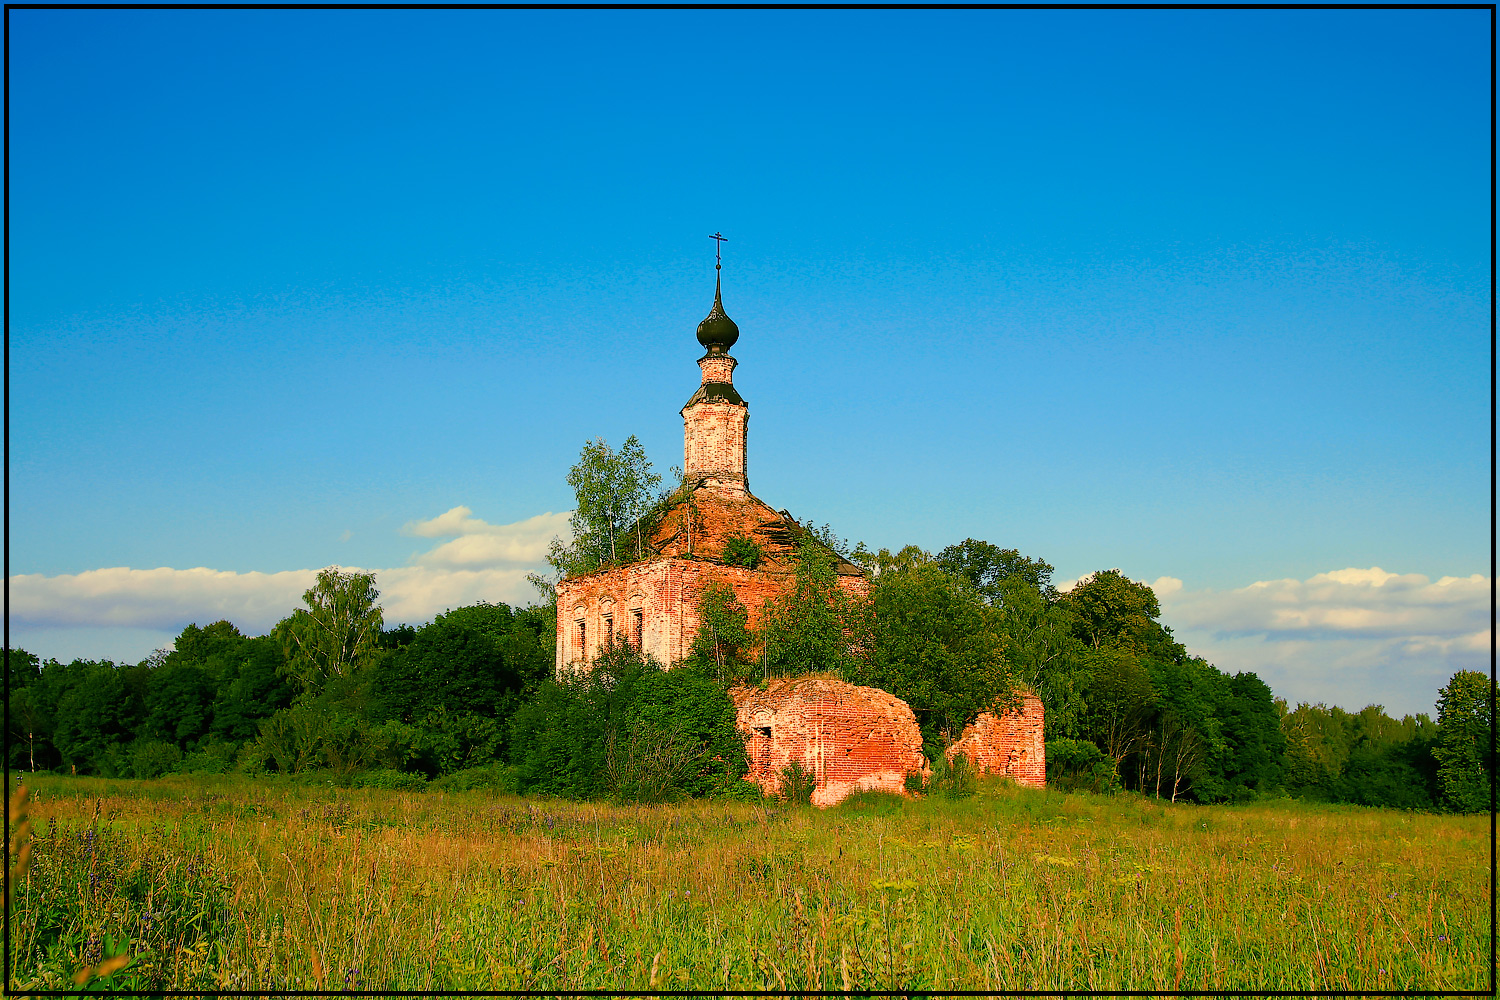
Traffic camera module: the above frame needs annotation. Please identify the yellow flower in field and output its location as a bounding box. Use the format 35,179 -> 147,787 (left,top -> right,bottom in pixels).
1032,853 -> 1076,868
873,879 -> 919,891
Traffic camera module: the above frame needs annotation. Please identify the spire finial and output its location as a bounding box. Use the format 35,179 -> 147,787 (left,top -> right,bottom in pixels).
697,232 -> 739,352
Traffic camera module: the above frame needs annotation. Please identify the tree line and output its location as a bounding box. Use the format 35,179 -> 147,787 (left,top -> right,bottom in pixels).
6,438 -> 1491,811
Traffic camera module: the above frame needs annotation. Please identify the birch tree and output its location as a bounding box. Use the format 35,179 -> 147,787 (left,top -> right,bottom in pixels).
563,435 -> 661,568
277,567 -> 383,692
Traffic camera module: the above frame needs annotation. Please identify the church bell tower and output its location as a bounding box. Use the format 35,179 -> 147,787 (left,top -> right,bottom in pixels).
681,237 -> 749,496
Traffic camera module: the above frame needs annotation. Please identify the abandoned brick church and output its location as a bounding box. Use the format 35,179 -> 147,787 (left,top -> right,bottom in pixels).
554,264 -> 1044,804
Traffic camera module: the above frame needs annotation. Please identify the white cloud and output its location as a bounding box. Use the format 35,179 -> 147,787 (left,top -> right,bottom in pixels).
376,566 -> 542,622
1149,576 -> 1183,597
403,508 -> 572,569
1159,567 -> 1489,641
9,506 -> 570,648
8,563 -> 546,638
8,566 -> 320,634
1157,568 -> 1492,717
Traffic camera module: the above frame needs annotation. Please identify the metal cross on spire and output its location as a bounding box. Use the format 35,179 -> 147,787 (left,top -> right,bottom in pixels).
710,231 -> 728,270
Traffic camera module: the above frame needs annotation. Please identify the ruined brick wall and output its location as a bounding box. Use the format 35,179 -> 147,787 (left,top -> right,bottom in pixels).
557,558 -> 869,675
731,678 -> 925,807
946,693 -> 1046,788
648,489 -> 869,588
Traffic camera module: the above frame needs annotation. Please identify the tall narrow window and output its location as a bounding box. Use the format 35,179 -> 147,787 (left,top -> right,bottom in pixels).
631,609 -> 643,650
603,615 -> 613,646
576,620 -> 586,660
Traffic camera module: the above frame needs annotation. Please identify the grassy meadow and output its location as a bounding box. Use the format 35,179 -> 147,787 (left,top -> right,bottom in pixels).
7,773 -> 1490,993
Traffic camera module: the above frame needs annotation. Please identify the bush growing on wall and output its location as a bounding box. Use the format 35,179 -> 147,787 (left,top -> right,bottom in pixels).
721,534 -> 764,569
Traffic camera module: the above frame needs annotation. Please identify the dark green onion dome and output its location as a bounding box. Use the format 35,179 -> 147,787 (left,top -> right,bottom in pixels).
696,272 -> 740,352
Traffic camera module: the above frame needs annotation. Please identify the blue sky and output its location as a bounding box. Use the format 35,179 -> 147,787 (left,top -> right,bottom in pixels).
8,10 -> 1490,716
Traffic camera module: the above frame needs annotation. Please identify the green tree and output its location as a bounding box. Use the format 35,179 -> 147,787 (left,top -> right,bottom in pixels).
51,660 -> 144,773
1433,669 -> 1493,813
6,648 -> 41,690
1079,649 -> 1156,779
567,435 -> 662,565
760,540 -> 869,678
1214,672 -> 1286,801
367,602 -> 551,766
1280,700 -> 1440,808
972,564 -> 1091,741
509,637 -> 746,801
8,688 -> 51,772
210,636 -> 295,743
167,620 -> 246,677
275,567 -> 384,694
936,539 -> 1057,603
143,662 -> 217,747
1141,656 -> 1228,801
687,582 -> 754,684
1062,569 -> 1184,662
847,547 -> 1012,749
6,649 -> 47,770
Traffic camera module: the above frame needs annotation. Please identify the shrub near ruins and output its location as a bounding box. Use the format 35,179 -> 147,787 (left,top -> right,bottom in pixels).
508,638 -> 749,802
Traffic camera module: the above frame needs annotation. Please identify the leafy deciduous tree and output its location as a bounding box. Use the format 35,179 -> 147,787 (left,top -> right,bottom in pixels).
760,541 -> 869,679
1062,569 -> 1184,663
567,435 -> 662,566
688,582 -> 754,684
1433,669 -> 1493,813
847,547 -> 1013,750
936,538 -> 1057,604
275,567 -> 384,693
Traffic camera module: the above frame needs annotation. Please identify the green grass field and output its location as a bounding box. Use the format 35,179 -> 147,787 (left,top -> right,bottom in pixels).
8,774 -> 1490,993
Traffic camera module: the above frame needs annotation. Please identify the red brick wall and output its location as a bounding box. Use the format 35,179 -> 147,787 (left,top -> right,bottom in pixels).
557,558 -> 869,675
732,677 -> 925,807
698,354 -> 737,383
682,400 -> 748,493
946,694 -> 1046,788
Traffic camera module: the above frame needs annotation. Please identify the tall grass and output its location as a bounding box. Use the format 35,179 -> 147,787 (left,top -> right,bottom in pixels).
9,773 -> 1489,992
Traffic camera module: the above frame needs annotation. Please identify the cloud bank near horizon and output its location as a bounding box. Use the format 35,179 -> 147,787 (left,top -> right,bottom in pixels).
10,507 -> 572,638
1150,568 -> 1490,718
7,508 -> 1488,716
